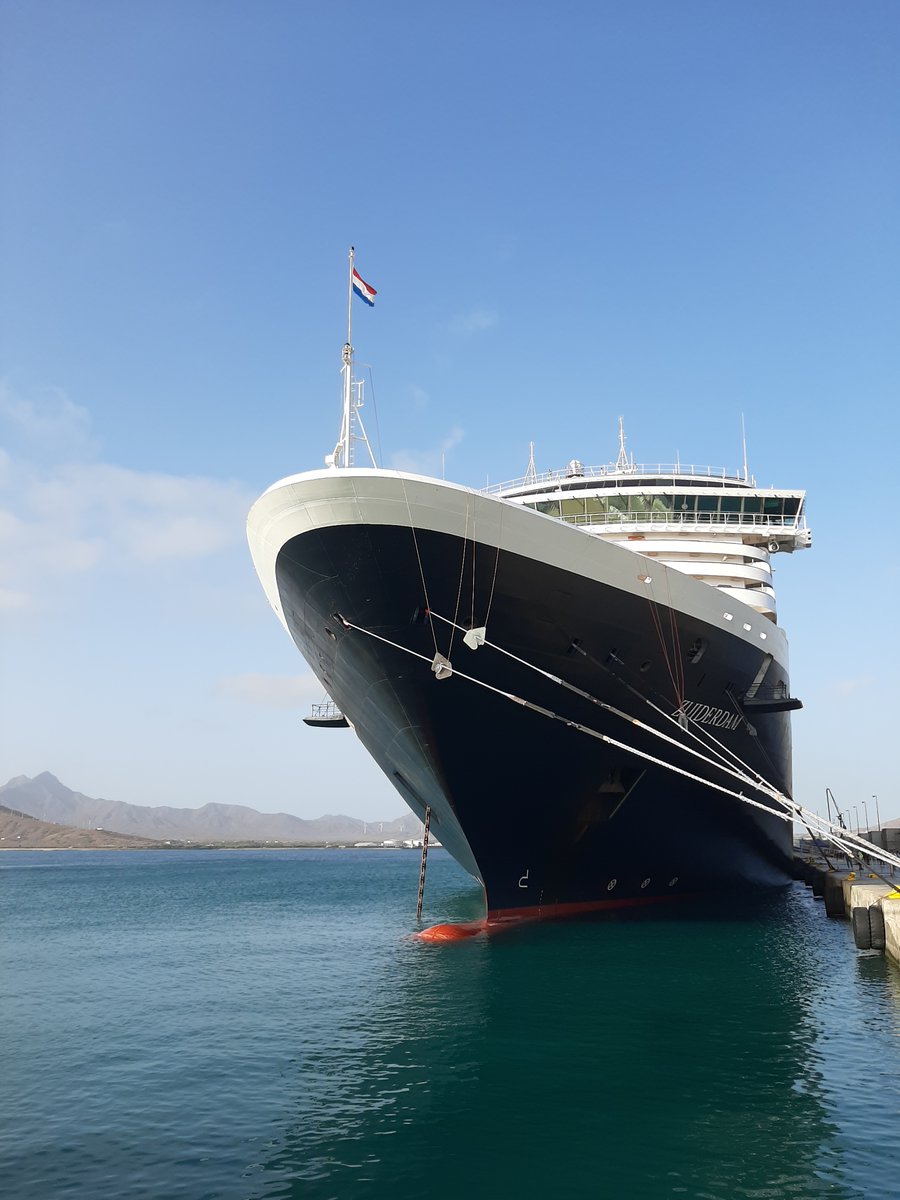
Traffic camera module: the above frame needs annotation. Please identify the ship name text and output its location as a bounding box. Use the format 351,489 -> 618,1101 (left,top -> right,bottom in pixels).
674,700 -> 743,731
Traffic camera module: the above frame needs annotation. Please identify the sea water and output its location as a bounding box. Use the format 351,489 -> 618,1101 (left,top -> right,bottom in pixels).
2,848 -> 899,1199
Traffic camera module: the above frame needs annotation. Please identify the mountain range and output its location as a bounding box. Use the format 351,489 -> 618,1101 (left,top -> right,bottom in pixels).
0,804 -> 161,850
0,773 -> 423,845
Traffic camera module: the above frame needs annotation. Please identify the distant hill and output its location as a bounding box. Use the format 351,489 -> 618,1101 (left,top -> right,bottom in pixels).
0,804 -> 161,849
0,773 -> 423,845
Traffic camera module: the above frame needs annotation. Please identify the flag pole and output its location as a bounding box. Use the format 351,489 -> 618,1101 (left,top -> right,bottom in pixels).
347,245 -> 355,352
338,246 -> 355,468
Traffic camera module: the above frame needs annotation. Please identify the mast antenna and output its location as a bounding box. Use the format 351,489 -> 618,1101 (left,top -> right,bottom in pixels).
741,413 -> 749,483
524,441 -> 537,485
615,416 -> 630,472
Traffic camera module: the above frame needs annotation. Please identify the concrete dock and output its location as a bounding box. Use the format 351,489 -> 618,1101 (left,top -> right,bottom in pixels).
797,855 -> 900,967
841,876 -> 900,963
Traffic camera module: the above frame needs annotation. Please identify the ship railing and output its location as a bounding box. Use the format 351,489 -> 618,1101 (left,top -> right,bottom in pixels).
540,510 -> 807,532
483,462 -> 750,495
309,701 -> 344,721
745,682 -> 791,701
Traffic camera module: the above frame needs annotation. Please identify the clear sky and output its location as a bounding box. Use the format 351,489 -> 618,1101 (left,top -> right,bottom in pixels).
1,0 -> 897,825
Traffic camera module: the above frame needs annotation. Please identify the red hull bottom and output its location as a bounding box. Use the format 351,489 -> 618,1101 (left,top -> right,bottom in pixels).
416,888 -> 695,942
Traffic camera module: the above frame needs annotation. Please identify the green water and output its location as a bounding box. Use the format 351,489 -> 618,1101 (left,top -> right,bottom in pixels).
2,849 -> 898,1198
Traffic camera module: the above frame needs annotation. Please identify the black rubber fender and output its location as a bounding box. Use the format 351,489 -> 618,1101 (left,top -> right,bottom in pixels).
868,905 -> 886,952
823,877 -> 845,918
851,907 -> 872,950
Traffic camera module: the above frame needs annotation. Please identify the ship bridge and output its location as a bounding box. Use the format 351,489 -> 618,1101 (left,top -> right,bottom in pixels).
486,434 -> 810,622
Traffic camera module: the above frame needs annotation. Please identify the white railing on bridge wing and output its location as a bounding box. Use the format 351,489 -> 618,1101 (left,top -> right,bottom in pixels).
551,511 -> 806,531
483,463 -> 750,495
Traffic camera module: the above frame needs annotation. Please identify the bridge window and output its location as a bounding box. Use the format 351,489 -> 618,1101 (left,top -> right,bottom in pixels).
763,497 -> 784,519
720,496 -> 741,524
561,498 -> 586,519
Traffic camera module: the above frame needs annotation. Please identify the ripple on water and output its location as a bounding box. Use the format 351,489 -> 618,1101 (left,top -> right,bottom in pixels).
1,854 -> 898,1199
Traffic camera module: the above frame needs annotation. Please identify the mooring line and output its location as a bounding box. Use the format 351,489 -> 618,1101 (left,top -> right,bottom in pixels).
335,612 -> 900,874
427,609 -> 900,872
427,608 -> 787,808
337,615 -> 790,818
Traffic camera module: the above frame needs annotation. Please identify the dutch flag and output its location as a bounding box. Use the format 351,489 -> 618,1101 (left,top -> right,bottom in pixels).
352,268 -> 377,307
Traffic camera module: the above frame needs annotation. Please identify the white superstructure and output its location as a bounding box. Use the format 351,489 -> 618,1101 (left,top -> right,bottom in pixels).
489,424 -> 811,622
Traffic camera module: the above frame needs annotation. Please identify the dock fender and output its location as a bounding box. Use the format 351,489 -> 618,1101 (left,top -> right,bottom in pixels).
851,907 -> 872,950
868,905 -> 886,952
823,874 -> 845,918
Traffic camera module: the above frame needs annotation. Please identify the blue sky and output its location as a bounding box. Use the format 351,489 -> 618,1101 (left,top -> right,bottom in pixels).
1,0 -> 897,825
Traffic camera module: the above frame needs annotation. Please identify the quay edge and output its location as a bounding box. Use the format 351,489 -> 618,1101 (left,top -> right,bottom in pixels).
796,854 -> 900,968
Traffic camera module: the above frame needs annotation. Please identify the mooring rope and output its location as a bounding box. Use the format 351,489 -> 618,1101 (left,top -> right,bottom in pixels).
427,608 -> 786,807
482,504 -> 503,630
336,613 -> 793,819
644,586 -> 681,706
447,494 -> 471,663
334,611 -> 900,874
431,609 -> 900,873
398,476 -> 438,658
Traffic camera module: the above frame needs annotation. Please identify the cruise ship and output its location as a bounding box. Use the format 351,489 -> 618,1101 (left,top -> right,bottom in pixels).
247,254 -> 811,922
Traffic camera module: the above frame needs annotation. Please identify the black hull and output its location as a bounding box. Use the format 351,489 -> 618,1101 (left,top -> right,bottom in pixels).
274,516 -> 795,917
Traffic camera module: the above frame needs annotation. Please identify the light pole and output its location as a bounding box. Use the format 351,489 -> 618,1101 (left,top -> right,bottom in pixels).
862,799 -> 870,832
853,806 -> 860,833
872,795 -> 881,830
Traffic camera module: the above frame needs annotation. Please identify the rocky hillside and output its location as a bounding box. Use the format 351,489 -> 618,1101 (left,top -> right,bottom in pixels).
0,805 -> 161,849
0,773 -> 423,844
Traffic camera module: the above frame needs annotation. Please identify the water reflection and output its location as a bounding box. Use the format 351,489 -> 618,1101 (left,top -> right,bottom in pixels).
249,883 -> 893,1199
855,948 -> 900,1029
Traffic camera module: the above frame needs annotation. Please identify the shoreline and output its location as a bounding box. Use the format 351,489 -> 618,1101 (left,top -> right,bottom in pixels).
0,842 -> 434,852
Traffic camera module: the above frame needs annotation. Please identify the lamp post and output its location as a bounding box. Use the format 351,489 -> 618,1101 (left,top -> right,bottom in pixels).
853,806 -> 860,833
862,799 -> 870,832
872,794 -> 881,830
